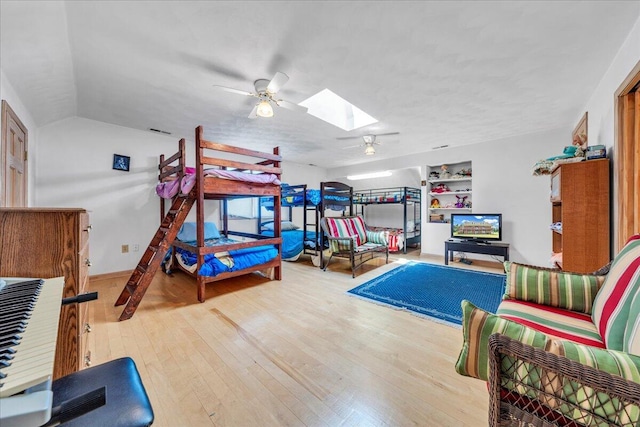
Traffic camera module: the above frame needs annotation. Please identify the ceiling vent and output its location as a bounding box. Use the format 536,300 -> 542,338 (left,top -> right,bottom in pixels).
149,128 -> 171,135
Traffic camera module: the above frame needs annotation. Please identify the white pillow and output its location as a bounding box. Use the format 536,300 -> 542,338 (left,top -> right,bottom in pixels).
177,222 -> 221,241
263,221 -> 299,231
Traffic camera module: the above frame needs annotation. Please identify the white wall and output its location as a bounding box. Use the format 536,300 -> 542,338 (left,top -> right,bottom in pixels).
1,70 -> 39,205
583,14 -> 640,248
34,117 -> 328,274
35,117 -> 179,275
329,128 -> 565,266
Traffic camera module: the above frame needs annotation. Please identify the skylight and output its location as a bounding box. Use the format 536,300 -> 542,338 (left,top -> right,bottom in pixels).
299,89 -> 378,131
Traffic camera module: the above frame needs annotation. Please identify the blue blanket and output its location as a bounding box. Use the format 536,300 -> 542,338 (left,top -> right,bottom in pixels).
175,237 -> 278,277
261,229 -> 319,259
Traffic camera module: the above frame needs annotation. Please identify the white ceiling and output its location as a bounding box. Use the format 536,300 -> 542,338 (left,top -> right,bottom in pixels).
1,1 -> 639,169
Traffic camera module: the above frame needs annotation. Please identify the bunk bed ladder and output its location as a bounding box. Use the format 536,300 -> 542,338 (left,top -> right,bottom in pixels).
115,194 -> 195,321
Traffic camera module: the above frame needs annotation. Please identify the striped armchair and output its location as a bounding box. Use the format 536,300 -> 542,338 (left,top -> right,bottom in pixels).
456,235 -> 640,426
319,216 -> 388,277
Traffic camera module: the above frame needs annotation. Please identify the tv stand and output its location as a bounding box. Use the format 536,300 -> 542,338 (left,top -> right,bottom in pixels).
445,239 -> 509,265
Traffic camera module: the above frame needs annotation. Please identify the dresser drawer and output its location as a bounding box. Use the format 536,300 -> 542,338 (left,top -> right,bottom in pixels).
79,301 -> 92,368
79,248 -> 91,293
80,212 -> 91,248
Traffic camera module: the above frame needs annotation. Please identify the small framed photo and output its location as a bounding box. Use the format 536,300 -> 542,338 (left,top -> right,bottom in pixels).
112,154 -> 130,172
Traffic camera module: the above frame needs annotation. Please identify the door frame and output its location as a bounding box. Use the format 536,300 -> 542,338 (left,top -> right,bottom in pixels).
614,60 -> 640,251
1,100 -> 29,207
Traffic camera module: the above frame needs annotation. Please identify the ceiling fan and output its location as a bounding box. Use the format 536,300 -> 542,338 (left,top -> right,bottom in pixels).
337,132 -> 400,155
213,71 -> 308,119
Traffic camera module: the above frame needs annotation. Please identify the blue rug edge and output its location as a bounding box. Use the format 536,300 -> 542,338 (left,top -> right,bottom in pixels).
346,291 -> 463,329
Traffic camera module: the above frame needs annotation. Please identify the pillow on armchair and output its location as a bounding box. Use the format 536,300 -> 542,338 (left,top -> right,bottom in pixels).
503,261 -> 606,314
591,235 -> 640,351
455,300 -> 551,381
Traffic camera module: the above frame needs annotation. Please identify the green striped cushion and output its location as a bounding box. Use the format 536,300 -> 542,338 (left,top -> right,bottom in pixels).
503,261 -> 605,314
623,289 -> 640,356
546,339 -> 640,425
329,236 -> 356,253
455,300 -> 550,381
366,230 -> 387,245
592,235 -> 640,350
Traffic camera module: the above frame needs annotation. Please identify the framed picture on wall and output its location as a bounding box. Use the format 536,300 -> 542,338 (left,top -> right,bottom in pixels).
113,154 -> 130,172
572,112 -> 588,153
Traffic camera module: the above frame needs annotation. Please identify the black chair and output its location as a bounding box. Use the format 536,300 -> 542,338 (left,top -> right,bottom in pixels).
49,357 -> 154,427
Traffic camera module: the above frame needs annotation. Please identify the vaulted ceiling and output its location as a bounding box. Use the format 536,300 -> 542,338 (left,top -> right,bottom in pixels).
2,1 -> 639,168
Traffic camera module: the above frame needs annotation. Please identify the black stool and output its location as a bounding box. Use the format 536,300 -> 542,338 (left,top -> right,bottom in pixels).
51,357 -> 154,427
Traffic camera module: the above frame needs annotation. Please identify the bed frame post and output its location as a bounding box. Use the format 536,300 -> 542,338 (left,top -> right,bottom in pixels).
159,153 -> 165,224
273,146 -> 282,280
195,126 -> 207,302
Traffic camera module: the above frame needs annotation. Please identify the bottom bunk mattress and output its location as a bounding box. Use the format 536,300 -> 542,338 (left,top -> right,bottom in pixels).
172,237 -> 278,277
261,229 -> 321,261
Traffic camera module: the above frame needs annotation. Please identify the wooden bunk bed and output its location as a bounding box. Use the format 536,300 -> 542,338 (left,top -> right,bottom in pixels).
115,126 -> 282,320
353,186 -> 421,253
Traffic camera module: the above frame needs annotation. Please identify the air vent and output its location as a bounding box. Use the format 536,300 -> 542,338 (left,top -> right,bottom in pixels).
149,128 -> 171,135
432,144 -> 449,150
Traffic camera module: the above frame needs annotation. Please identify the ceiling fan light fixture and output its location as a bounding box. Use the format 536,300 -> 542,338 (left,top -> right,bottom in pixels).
256,100 -> 274,118
364,145 -> 376,155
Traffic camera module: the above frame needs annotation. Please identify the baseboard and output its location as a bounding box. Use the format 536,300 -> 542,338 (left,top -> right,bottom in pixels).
89,270 -> 132,281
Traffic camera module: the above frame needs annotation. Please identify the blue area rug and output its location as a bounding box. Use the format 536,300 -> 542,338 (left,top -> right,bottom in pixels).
347,262 -> 506,327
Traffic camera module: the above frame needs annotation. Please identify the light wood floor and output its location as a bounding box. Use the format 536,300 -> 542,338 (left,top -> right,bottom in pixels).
88,251 -> 499,426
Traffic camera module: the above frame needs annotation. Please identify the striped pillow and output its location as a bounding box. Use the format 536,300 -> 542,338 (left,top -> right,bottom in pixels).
503,261 -> 605,314
366,230 -> 387,245
623,289 -> 640,356
546,339 -> 640,425
592,235 -> 640,350
324,217 -> 366,246
455,300 -> 550,381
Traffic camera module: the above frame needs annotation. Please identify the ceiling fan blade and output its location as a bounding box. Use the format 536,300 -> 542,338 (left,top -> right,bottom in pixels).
341,145 -> 362,150
335,135 -> 362,141
276,99 -> 308,114
213,85 -> 254,97
248,105 -> 258,119
266,72 -> 289,94
376,132 -> 400,137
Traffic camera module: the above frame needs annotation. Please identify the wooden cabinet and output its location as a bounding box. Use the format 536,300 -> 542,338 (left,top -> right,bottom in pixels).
427,161 -> 472,223
0,208 -> 91,379
550,159 -> 610,273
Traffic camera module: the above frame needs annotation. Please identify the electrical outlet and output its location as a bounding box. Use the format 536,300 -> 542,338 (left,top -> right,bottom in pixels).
121,244 -> 129,253
133,244 -> 139,252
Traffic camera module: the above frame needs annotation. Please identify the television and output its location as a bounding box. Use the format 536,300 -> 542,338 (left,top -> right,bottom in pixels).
451,213 -> 502,243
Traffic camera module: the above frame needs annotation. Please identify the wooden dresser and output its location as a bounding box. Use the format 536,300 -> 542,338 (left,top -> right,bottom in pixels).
0,208 -> 92,379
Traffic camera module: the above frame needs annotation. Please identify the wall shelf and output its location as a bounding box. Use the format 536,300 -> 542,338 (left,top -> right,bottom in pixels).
427,161 -> 472,222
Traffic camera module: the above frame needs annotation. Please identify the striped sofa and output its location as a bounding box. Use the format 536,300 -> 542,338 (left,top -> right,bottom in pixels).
320,216 -> 388,277
456,235 -> 640,426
